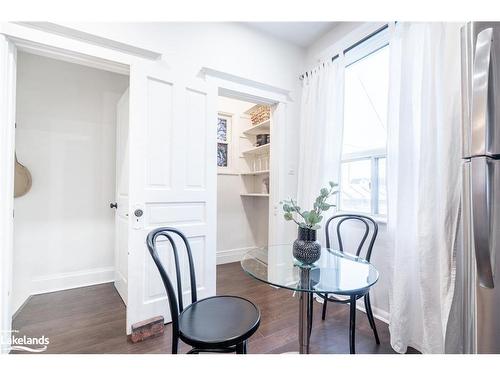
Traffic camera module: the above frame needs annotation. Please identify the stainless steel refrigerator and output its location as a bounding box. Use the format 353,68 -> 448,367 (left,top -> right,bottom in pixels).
461,21 -> 500,353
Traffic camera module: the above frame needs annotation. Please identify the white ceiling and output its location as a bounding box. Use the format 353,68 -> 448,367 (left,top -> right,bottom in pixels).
245,22 -> 336,48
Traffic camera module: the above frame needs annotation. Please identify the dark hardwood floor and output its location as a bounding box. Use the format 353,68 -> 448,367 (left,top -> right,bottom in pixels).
12,262 -> 409,354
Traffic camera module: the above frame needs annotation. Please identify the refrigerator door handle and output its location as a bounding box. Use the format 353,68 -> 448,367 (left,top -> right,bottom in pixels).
471,28 -> 493,156
471,157 -> 495,288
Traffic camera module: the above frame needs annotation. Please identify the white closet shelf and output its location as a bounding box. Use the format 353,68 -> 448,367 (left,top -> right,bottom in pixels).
242,143 -> 270,156
240,170 -> 270,176
243,119 -> 270,135
240,193 -> 269,197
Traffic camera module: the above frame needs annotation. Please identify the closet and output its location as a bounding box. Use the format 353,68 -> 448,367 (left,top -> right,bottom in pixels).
216,96 -> 273,265
12,51 -> 129,314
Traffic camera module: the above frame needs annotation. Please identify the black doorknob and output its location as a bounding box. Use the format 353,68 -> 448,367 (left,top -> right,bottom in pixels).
110,202 -> 118,209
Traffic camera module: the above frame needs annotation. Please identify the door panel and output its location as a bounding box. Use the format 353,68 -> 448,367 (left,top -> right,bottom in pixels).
127,62 -> 216,333
114,89 -> 129,305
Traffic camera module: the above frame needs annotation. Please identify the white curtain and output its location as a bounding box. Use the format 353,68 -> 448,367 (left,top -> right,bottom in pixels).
387,22 -> 462,354
297,56 -> 345,244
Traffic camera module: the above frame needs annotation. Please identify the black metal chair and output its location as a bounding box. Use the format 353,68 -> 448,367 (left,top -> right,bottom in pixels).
314,214 -> 380,354
147,227 -> 261,354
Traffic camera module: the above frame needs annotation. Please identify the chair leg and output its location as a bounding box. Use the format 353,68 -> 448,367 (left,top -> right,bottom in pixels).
364,293 -> 380,345
243,340 -> 248,354
236,342 -> 245,354
322,293 -> 328,320
349,295 -> 356,354
172,333 -> 179,354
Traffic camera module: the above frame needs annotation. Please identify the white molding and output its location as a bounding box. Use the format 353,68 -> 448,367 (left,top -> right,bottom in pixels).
216,247 -> 255,265
11,295 -> 32,320
315,295 -> 390,325
0,22 -> 137,74
200,67 -> 292,103
31,267 -> 115,296
356,301 -> 390,324
315,22 -> 388,66
14,22 -> 162,60
0,35 -> 16,354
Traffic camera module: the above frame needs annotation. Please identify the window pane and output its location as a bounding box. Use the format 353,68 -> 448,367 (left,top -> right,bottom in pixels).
217,117 -> 227,142
378,157 -> 387,215
340,159 -> 371,213
342,46 -> 389,155
217,143 -> 228,167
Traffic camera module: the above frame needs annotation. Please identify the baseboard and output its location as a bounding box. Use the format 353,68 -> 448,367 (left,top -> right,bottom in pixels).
12,295 -> 32,320
355,300 -> 390,324
31,266 -> 115,296
216,247 -> 255,265
314,295 -> 390,325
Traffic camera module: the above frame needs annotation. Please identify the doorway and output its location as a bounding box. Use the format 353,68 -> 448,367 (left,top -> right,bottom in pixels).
215,93 -> 275,267
12,51 -> 130,316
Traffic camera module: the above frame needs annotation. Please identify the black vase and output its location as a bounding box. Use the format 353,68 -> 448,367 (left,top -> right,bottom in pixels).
293,227 -> 321,265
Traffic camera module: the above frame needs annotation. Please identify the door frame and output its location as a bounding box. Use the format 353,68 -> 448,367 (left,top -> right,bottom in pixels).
0,24 -> 143,352
201,68 -> 292,249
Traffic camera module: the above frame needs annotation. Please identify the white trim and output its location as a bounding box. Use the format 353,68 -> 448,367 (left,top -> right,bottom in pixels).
31,267 -> 115,296
14,22 -> 162,60
200,67 -> 292,103
356,300 -> 390,324
315,295 -> 390,324
314,22 -> 388,67
217,247 -> 256,265
0,22 -> 139,72
12,295 -> 32,320
0,34 -> 16,354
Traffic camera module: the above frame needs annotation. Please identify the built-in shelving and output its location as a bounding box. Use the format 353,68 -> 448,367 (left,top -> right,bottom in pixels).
244,104 -> 262,115
243,119 -> 270,136
240,193 -> 269,197
242,143 -> 270,156
240,105 -> 271,199
240,170 -> 269,176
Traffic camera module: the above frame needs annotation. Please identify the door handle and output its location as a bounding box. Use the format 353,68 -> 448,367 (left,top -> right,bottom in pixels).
471,28 -> 493,156
471,157 -> 495,288
110,202 -> 118,209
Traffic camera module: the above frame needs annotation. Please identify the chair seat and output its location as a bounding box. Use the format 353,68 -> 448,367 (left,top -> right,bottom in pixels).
179,295 -> 260,349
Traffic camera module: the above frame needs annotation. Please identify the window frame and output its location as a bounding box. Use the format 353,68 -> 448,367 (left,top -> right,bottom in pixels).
217,112 -> 235,174
338,29 -> 390,219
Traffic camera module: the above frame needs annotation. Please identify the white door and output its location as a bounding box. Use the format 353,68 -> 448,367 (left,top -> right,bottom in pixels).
114,89 -> 129,305
126,61 -> 217,333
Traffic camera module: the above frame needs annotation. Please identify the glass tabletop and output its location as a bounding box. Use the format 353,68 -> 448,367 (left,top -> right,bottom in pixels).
241,244 -> 379,295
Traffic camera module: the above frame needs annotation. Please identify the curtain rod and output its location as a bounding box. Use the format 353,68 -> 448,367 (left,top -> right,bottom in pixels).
299,23 -> 390,80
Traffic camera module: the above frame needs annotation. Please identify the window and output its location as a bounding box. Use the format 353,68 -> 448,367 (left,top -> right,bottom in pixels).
339,30 -> 389,216
217,114 -> 231,169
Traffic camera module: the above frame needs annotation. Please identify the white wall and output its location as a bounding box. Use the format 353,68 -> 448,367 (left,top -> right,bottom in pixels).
216,97 -> 269,264
306,22 -> 392,322
51,22 -> 304,216
305,22 -> 364,67
13,52 -> 129,313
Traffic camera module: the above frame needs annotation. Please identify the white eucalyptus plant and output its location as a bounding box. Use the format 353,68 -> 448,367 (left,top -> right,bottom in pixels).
280,182 -> 338,230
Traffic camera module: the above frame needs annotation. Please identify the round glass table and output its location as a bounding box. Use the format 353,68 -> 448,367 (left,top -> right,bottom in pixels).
241,244 -> 379,354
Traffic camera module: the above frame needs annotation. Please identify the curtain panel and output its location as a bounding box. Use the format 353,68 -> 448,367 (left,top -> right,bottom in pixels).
297,56 -> 345,244
386,22 -> 462,354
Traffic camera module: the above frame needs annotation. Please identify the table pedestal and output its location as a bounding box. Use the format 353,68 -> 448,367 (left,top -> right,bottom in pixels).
298,267 -> 313,354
